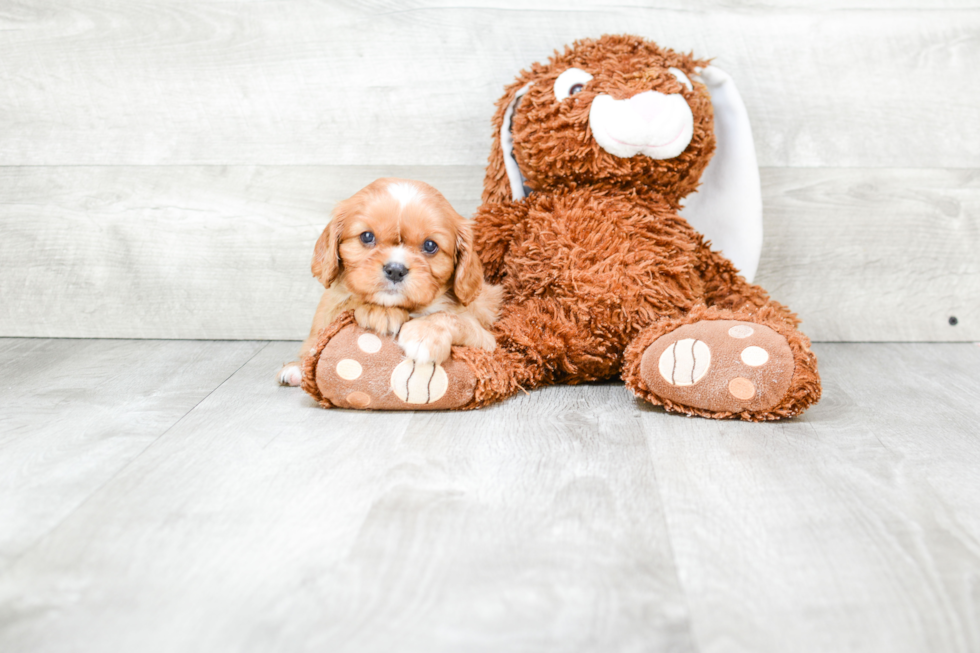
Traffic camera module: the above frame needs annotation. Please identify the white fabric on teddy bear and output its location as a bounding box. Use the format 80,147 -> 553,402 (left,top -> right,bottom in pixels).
500,65 -> 763,283
680,66 -> 763,283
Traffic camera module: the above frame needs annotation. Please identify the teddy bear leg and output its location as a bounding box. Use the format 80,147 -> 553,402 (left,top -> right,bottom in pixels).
700,246 -> 802,328
621,305 -> 821,421
301,313 -> 530,410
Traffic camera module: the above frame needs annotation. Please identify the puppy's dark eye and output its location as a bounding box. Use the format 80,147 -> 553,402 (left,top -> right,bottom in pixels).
359,231 -> 375,246
569,83 -> 584,95
422,239 -> 439,254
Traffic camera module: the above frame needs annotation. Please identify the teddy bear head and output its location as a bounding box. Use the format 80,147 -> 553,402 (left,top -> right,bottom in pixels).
484,35 -> 716,205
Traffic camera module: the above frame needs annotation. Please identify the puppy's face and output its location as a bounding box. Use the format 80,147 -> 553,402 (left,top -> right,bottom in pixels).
311,179 -> 483,310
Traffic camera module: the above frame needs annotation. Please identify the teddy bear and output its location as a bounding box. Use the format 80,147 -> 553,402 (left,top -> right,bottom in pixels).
302,34 -> 821,421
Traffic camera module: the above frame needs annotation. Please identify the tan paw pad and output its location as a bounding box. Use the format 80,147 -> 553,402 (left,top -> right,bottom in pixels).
390,360 -> 449,404
357,333 -> 383,353
740,346 -> 769,367
728,377 -> 756,400
658,338 -> 711,386
346,391 -> 372,408
313,323 -> 478,410
335,359 -> 363,380
640,320 -> 794,414
728,324 -> 754,339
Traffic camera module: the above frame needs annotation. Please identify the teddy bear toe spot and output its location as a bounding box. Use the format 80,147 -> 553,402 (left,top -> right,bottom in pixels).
728,324 -> 754,339
357,333 -> 383,354
658,338 -> 711,386
391,360 -> 449,404
346,391 -> 372,408
428,366 -> 449,401
728,377 -> 756,400
335,358 -> 363,381
740,346 -> 769,367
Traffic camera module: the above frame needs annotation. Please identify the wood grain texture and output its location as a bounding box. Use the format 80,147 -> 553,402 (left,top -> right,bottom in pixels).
1,339 -> 979,652
643,341 -> 980,653
0,165 -> 483,340
757,168 -> 980,342
1,2 -> 978,167
0,340 -> 695,653
0,338 -> 264,570
1,165 -> 976,341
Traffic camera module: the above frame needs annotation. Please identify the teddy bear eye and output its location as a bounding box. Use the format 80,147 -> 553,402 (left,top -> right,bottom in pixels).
422,239 -> 438,254
668,67 -> 693,92
359,231 -> 375,246
554,67 -> 594,102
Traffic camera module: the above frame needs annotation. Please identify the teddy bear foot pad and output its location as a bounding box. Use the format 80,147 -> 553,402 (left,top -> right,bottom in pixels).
639,320 -> 795,415
312,324 -> 477,410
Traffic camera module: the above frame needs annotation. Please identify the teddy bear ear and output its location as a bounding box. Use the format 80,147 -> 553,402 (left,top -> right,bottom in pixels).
482,80 -> 533,205
679,65 -> 764,283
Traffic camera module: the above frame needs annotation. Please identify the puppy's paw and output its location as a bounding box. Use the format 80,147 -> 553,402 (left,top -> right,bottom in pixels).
474,329 -> 496,352
277,362 -> 302,387
354,305 -> 409,335
398,319 -> 452,364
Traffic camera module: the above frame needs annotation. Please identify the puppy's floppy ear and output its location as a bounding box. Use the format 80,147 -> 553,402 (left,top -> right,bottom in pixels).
452,217 -> 484,306
311,197 -> 355,287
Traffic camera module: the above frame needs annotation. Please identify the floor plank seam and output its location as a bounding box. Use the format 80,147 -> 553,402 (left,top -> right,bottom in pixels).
645,433 -> 706,653
2,341 -> 272,570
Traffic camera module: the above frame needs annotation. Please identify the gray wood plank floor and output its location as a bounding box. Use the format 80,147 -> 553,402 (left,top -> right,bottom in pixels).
1,339 -> 978,652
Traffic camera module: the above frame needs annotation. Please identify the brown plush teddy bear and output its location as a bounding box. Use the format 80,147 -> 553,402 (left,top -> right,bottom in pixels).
302,34 -> 821,420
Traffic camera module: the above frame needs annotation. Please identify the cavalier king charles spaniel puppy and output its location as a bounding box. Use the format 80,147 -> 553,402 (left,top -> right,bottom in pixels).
278,178 -> 502,386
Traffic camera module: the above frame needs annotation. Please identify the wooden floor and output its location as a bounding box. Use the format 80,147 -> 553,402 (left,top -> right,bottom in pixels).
1,338 -> 979,653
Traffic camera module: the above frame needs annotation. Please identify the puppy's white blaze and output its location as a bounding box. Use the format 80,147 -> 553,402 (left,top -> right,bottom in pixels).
388,182 -> 421,208
386,245 -> 408,266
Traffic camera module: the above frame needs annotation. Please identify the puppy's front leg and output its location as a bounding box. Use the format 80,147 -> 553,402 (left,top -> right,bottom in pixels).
354,305 -> 409,335
398,313 -> 496,364
397,315 -> 454,364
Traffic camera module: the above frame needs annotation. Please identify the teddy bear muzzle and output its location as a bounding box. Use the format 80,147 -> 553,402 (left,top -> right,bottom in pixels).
589,90 -> 694,159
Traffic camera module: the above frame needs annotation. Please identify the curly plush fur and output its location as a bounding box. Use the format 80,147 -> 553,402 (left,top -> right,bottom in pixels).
467,35 -> 820,419
303,34 -> 821,420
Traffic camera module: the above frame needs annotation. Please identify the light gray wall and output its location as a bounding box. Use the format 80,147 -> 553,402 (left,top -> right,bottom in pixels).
1,0 -> 977,341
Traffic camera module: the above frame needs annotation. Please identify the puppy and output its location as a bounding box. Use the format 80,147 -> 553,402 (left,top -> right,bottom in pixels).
278,178 -> 502,387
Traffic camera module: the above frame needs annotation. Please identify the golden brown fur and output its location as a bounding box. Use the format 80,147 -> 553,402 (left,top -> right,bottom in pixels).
457,34 -> 821,419
300,35 -> 821,420
278,178 -> 501,386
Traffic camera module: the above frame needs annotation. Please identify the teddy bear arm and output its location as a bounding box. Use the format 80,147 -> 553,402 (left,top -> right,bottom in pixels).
472,200 -> 530,284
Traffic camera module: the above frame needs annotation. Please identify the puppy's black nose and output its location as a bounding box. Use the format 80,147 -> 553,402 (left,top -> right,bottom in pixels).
383,262 -> 409,283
